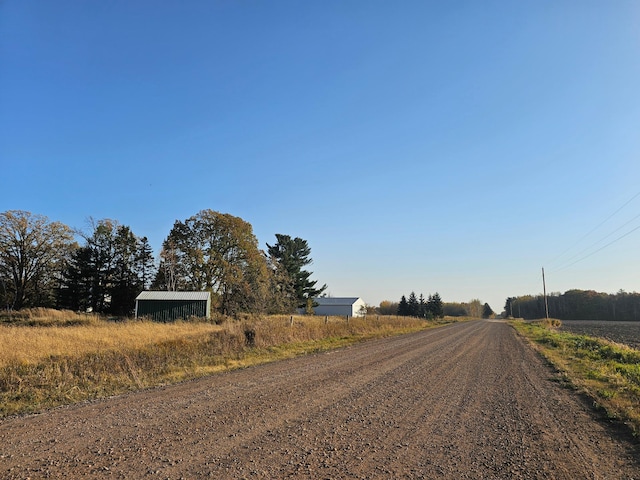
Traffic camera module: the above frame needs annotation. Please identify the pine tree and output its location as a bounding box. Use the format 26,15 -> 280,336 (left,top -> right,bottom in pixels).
407,291 -> 419,317
419,293 -> 427,318
58,246 -> 93,312
266,234 -> 327,308
58,220 -> 155,316
397,295 -> 409,316
427,292 -> 444,318
136,237 -> 156,290
110,225 -> 143,316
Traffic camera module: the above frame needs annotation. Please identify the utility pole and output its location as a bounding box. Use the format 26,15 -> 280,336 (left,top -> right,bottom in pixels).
542,267 -> 549,320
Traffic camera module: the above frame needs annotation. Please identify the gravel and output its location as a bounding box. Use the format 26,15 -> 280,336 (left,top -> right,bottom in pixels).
1,320 -> 638,479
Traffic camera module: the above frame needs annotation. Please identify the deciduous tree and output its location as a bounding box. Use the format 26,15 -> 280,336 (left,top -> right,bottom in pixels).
443,302 -> 469,317
153,239 -> 186,292
505,289 -> 640,321
264,254 -> 297,314
467,298 -> 483,318
0,210 -> 74,309
378,300 -> 399,315
159,210 -> 271,316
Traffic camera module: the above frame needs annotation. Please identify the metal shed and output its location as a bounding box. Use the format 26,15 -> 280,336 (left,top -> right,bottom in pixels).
311,297 -> 367,317
135,291 -> 211,322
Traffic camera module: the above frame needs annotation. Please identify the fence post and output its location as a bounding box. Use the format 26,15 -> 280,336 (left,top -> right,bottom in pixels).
324,315 -> 328,324
290,315 -> 293,327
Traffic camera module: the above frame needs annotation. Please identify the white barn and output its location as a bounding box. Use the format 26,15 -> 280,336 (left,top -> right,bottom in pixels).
311,297 -> 367,317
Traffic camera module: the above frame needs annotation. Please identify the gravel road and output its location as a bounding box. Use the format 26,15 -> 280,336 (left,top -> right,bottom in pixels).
1,320 -> 638,479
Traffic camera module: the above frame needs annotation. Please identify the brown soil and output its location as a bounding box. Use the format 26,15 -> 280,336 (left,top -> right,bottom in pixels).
1,320 -> 638,479
560,320 -> 640,350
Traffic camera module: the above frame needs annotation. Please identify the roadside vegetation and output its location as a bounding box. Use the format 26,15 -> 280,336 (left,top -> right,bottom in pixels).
512,318 -> 640,435
0,308 -> 450,418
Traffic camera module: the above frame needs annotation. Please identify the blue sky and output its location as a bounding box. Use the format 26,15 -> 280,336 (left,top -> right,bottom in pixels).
2,1 -> 640,312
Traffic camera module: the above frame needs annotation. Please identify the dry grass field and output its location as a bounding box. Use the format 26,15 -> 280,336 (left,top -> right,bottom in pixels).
0,309 -> 440,417
0,318 -> 225,367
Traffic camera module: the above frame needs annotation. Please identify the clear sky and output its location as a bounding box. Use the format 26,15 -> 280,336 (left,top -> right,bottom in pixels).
2,1 -> 640,313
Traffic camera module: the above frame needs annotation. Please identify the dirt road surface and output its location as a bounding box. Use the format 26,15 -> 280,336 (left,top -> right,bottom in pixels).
1,320 -> 638,479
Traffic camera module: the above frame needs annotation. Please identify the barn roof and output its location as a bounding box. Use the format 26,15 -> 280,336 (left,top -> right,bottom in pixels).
136,291 -> 211,301
313,297 -> 362,306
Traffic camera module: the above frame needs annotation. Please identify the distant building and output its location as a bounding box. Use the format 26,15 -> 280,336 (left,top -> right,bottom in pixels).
135,291 -> 211,322
310,297 -> 367,317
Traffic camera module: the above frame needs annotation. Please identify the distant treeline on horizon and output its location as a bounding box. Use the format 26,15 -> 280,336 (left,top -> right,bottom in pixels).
505,289 -> 640,321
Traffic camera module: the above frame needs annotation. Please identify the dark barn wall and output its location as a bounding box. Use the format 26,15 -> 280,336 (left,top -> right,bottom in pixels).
136,299 -> 208,322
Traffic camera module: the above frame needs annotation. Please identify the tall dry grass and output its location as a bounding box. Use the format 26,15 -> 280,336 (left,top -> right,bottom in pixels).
0,320 -> 225,366
0,307 -> 100,326
0,311 -> 441,417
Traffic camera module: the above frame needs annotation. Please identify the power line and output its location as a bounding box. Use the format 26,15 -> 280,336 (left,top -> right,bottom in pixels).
549,189 -> 640,266
553,211 -> 640,269
551,223 -> 640,272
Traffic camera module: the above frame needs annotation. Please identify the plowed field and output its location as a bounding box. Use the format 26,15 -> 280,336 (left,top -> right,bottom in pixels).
560,320 -> 640,349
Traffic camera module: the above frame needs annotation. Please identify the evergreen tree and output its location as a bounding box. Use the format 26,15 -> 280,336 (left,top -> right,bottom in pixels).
397,295 -> 409,316
419,293 -> 427,318
482,303 -> 494,319
136,236 -> 156,290
504,297 -> 515,318
58,245 -> 93,312
59,220 -> 154,315
427,292 -> 444,318
266,234 -> 327,308
110,226 -> 143,316
85,219 -> 118,313
407,291 -> 419,317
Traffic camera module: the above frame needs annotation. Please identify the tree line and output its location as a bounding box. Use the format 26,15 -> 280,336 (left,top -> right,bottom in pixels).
442,299 -> 494,318
378,297 -> 495,318
0,210 -> 326,317
396,292 -> 444,319
505,289 -> 640,321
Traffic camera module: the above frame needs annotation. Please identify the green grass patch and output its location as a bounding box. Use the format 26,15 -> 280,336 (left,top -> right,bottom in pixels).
512,319 -> 640,436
